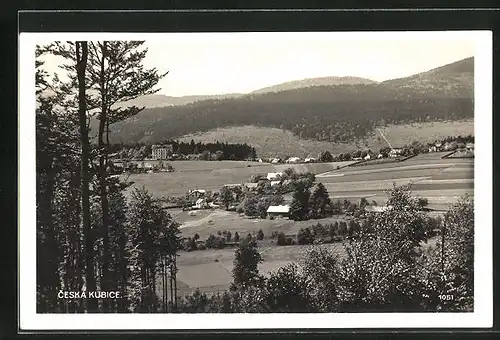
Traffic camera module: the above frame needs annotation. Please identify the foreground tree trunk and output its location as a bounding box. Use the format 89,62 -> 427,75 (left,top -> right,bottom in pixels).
97,41 -> 111,312
76,41 -> 98,312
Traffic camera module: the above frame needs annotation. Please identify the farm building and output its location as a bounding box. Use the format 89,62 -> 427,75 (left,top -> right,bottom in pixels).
428,146 -> 437,153
270,180 -> 281,187
188,189 -> 207,198
304,157 -> 316,163
193,198 -> 209,210
267,205 -> 290,218
258,158 -> 264,163
151,144 -> 173,160
466,142 -> 474,150
364,154 -> 371,160
267,172 -> 283,181
286,156 -> 301,164
364,205 -> 394,213
271,158 -> 282,164
244,182 -> 259,190
224,183 -> 242,188
377,153 -> 384,159
389,149 -> 402,158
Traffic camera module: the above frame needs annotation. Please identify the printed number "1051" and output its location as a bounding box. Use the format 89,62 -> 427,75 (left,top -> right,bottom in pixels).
439,294 -> 454,301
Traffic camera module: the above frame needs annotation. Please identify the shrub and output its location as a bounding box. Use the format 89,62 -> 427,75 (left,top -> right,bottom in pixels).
257,229 -> 264,240
276,232 -> 286,246
297,227 -> 313,245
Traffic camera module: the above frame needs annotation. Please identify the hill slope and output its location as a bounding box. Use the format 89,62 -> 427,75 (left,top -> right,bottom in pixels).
251,76 -> 376,94
107,57 -> 474,147
116,93 -> 243,109
177,120 -> 474,158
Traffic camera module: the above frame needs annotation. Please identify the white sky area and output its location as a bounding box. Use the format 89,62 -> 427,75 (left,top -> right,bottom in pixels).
39,32 -> 475,97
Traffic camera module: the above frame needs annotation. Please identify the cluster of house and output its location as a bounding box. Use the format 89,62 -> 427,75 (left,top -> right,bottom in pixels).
428,141 -> 474,153
258,157 -> 317,164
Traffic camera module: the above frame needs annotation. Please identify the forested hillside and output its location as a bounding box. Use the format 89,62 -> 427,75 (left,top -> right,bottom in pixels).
106,57 -> 474,145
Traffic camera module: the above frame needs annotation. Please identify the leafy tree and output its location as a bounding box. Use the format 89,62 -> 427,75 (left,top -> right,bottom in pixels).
309,183 -> 333,218
231,239 -> 264,289
319,150 -> 334,162
417,197 -> 429,209
338,221 -> 348,237
276,232 -> 286,246
220,187 -> 234,210
243,195 -> 260,217
289,182 -> 311,221
257,229 -> 264,240
311,223 -> 328,241
297,227 -> 313,245
359,197 -> 369,210
301,247 -> 341,312
226,230 -> 232,242
265,264 -> 314,312
337,184 -> 429,311
234,232 -> 240,243
419,195 -> 474,311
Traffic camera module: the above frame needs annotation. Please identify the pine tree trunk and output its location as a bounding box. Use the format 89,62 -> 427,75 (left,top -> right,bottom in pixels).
173,255 -> 178,309
98,41 -> 111,312
36,160 -> 59,312
169,258 -> 174,313
76,41 -> 97,312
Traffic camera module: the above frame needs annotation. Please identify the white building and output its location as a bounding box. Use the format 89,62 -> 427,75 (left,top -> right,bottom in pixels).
267,205 -> 290,218
271,158 -> 282,164
267,172 -> 283,181
193,198 -> 209,210
389,149 -> 402,158
304,157 -> 316,163
286,157 -> 301,164
270,180 -> 281,187
364,154 -> 371,160
152,144 -> 173,160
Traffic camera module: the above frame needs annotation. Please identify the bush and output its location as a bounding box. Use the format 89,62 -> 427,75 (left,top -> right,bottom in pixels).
297,227 -> 313,245
257,229 -> 264,240
206,234 -> 226,249
276,232 -> 286,246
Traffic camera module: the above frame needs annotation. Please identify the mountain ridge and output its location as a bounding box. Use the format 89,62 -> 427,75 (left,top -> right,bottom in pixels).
106,57 -> 474,147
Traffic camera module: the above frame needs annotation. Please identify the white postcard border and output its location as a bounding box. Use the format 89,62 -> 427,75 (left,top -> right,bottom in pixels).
19,30 -> 492,330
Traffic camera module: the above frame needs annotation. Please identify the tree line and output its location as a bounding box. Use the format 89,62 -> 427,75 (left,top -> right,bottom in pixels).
174,188 -> 474,313
110,140 -> 257,161
36,41 -> 183,313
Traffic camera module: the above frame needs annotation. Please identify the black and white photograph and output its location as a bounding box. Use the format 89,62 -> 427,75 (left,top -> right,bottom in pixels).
19,30 -> 492,330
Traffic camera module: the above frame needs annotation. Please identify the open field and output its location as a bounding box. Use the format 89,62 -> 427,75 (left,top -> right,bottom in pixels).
172,209 -> 350,240
171,236 -> 440,297
318,153 -> 473,210
177,120 -> 474,158
122,160 -> 356,198
128,152 -> 472,297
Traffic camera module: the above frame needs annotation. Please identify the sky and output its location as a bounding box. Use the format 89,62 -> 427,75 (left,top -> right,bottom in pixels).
39,32 -> 476,97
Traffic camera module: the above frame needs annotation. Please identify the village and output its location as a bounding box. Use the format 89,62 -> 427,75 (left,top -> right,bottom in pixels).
108,134 -> 475,259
